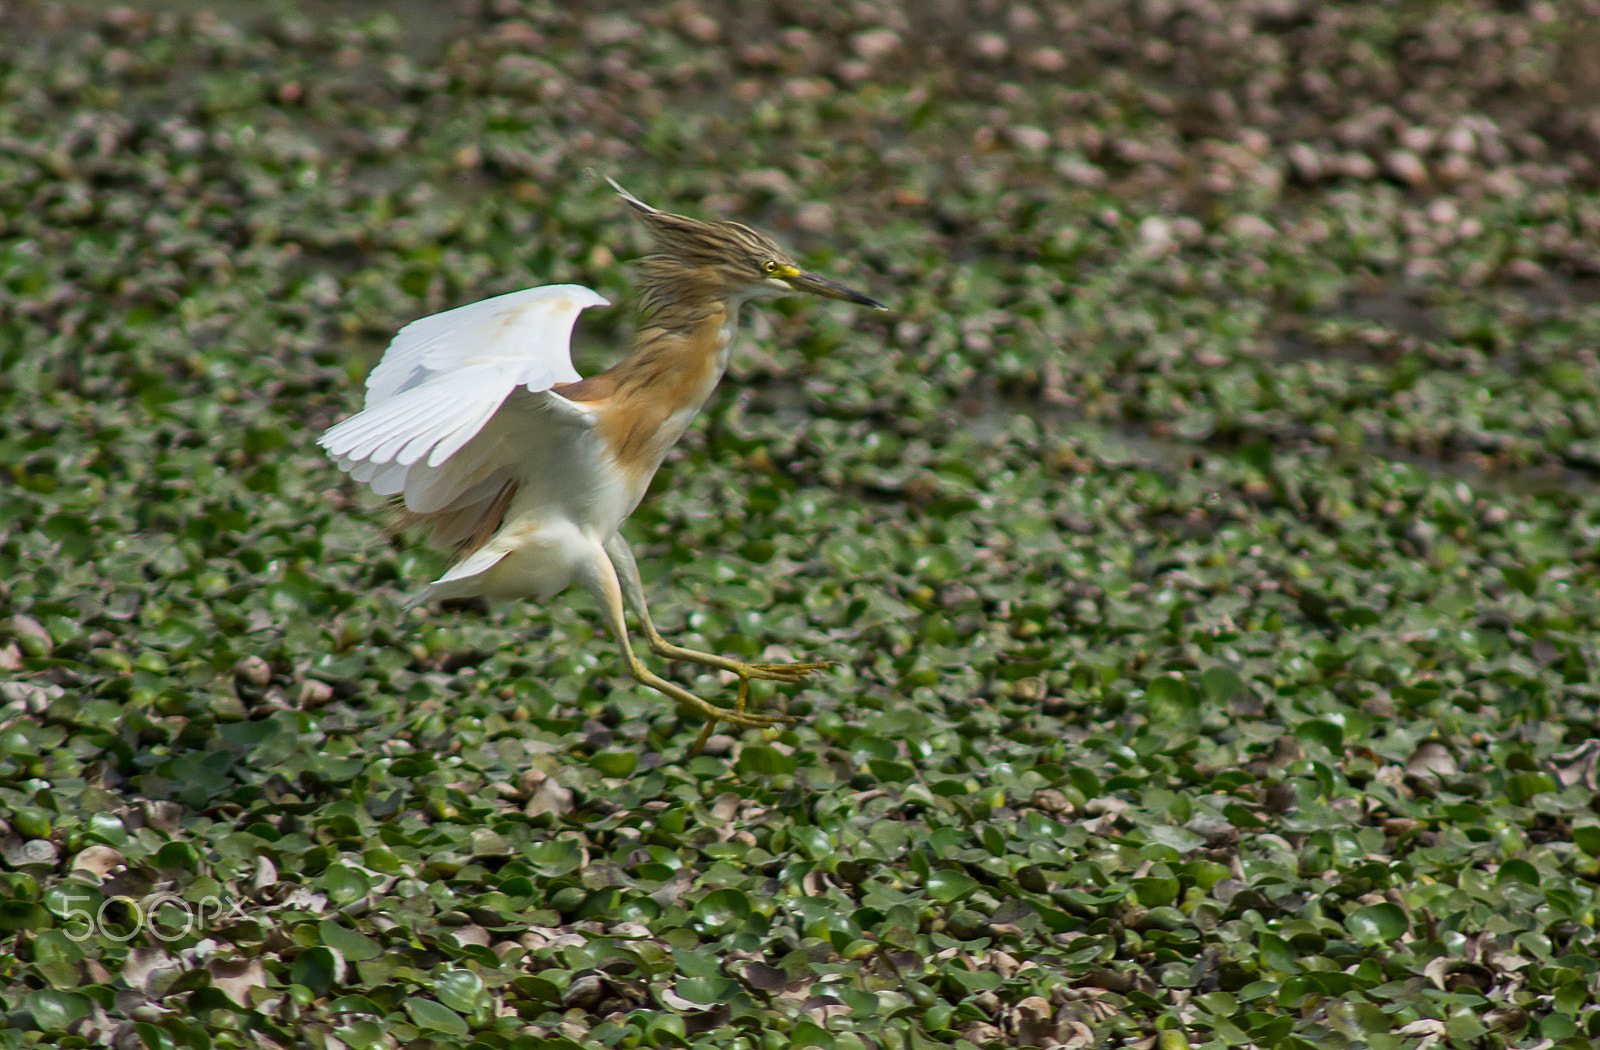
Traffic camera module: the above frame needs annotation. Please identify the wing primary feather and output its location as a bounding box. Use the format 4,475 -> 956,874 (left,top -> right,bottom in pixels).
425,402 -> 506,468
322,284 -> 609,519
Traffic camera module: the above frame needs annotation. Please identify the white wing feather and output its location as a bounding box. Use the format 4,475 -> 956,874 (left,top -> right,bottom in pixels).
320,284 -> 609,509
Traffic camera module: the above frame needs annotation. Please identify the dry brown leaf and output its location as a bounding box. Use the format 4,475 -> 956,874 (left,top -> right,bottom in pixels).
121,947 -> 180,995
1405,741 -> 1458,778
205,957 -> 268,1008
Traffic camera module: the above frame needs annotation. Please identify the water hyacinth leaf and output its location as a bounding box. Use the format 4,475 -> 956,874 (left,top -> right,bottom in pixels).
868,758 -> 915,783
1146,676 -> 1200,739
8,4 -> 1600,1048
695,889 -> 751,932
1200,666 -> 1246,703
590,750 -> 638,778
434,969 -> 487,1015
319,921 -> 381,962
0,898 -> 50,932
1131,876 -> 1181,907
404,997 -> 469,1036
334,1019 -> 386,1050
945,967 -> 1003,994
736,745 -> 796,776
526,839 -> 584,877
650,1013 -> 689,1043
1294,719 -> 1343,750
675,975 -> 739,1006
1344,904 -> 1408,946
926,869 -> 980,903
791,826 -> 833,859
1145,825 -> 1207,853
1259,934 -> 1298,973
24,989 -> 92,1031
1147,674 -> 1193,712
1505,773 -> 1556,806
291,947 -> 342,996
1332,606 -> 1380,629
321,864 -> 371,904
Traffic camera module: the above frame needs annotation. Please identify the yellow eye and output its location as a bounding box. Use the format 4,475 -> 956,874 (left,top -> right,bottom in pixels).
764,260 -> 779,274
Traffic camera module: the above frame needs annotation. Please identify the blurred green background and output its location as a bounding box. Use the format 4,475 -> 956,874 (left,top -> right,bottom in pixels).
5,1 -> 1600,1047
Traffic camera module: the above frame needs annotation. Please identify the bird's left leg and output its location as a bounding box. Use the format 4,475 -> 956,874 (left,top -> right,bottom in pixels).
603,533 -> 830,697
578,545 -> 794,733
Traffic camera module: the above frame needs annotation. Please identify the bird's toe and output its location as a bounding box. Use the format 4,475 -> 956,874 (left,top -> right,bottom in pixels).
744,661 -> 831,682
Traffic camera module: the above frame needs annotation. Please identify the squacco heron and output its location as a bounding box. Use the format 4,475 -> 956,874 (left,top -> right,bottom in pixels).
321,180 -> 884,739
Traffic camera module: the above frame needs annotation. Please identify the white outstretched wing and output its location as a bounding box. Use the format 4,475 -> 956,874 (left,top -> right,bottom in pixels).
320,283 -> 609,507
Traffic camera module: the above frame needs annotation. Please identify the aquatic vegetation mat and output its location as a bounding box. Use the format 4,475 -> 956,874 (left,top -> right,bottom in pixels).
4,1 -> 1600,1047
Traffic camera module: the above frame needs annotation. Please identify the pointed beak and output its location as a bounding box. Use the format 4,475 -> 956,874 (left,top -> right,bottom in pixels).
781,270 -> 888,310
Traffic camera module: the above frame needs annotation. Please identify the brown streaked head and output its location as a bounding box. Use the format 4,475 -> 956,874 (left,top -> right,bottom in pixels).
608,178 -> 886,311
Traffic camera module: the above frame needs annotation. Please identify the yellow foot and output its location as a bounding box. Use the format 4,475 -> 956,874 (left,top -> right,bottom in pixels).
679,688 -> 795,730
729,660 -> 832,686
688,665 -> 820,755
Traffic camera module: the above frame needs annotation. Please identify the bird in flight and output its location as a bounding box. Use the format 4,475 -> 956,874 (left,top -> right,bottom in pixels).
321,179 -> 885,743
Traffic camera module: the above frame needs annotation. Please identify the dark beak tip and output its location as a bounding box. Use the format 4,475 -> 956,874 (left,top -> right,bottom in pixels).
788,271 -> 882,308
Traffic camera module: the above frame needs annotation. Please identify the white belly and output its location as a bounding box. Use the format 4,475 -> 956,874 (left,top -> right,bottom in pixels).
415,427 -> 645,604
412,313 -> 740,606
444,517 -> 596,602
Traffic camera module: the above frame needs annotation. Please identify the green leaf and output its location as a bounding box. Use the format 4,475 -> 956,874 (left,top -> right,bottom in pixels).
1148,674 -> 1193,707
154,840 -> 201,871
24,989 -> 92,1031
790,826 -> 833,858
868,758 -> 915,783
334,1019 -> 386,1050
1068,767 -> 1100,797
675,975 -> 738,1006
1200,666 -> 1246,703
1344,904 -> 1407,945
945,966 -> 1003,993
736,745 -> 797,775
319,921 -> 381,962
1258,933 -> 1298,973
321,863 -> 371,904
590,750 -> 637,778
1147,674 -> 1200,737
926,869 -> 979,903
1554,977 -> 1587,1013
434,969 -> 485,1015
1132,877 -> 1181,907
291,946 -> 341,996
1183,861 -> 1231,891
1505,772 -> 1556,805
0,900 -> 51,932
1499,565 -> 1540,596
1333,606 -> 1380,628
1444,1008 -> 1488,1041
525,838 -> 584,877
1145,825 -> 1206,853
695,888 -> 751,931
404,997 -> 469,1036
790,1018 -> 835,1048
1294,719 -> 1343,749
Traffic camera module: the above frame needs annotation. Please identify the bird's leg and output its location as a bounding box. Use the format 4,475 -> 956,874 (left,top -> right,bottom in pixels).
604,534 -> 830,688
581,547 -> 795,732
688,676 -> 750,756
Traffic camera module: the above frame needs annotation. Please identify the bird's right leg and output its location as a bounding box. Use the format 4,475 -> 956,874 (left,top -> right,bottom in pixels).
603,533 -> 830,688
579,547 -> 796,734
